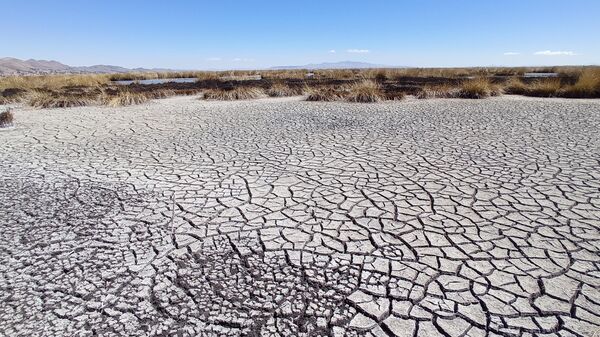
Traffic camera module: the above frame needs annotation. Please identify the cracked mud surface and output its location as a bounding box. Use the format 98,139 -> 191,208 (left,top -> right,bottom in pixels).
1,96 -> 599,337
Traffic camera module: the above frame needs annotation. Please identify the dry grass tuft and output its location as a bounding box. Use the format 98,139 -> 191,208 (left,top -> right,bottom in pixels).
458,78 -> 502,99
145,89 -> 177,99
305,87 -> 345,102
561,68 -> 600,98
345,80 -> 386,103
202,87 -> 266,100
103,91 -> 149,107
27,91 -> 97,108
0,74 -> 109,91
1,88 -> 27,104
523,78 -> 562,97
418,78 -> 501,99
503,77 -> 529,95
266,84 -> 304,97
0,108 -> 14,128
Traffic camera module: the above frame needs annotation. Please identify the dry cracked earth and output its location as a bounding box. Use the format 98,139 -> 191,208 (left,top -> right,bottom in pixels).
1,96 -> 599,337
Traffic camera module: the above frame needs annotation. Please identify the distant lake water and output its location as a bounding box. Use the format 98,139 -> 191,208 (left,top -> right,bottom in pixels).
523,72 -> 559,78
112,78 -> 197,85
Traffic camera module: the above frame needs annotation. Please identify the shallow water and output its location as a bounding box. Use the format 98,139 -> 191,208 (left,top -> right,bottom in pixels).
112,78 -> 197,85
523,72 -> 558,78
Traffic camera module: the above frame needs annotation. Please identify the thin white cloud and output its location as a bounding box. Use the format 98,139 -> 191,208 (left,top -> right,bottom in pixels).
329,49 -> 336,53
232,58 -> 254,62
206,57 -> 221,61
534,50 -> 576,56
503,52 -> 520,55
347,49 -> 370,53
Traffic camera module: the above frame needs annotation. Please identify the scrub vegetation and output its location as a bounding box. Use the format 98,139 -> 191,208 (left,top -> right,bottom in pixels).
0,66 -> 598,108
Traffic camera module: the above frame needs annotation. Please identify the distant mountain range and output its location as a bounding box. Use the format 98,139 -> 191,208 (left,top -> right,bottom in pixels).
270,61 -> 401,70
0,57 -> 173,76
0,58 -> 403,76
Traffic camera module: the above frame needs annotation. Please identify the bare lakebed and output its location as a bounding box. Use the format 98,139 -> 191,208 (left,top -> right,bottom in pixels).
1,96 -> 599,336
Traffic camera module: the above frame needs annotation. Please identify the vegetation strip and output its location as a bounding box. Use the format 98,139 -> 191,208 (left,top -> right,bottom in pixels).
1,67 -> 598,108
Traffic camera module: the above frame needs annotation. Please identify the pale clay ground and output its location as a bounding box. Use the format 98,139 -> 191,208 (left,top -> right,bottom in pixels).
0,96 -> 599,337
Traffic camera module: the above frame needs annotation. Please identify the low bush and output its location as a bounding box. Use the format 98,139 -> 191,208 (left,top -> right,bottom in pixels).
103,91 -> 149,107
0,108 -> 14,127
503,77 -> 529,95
345,80 -> 386,103
305,86 -> 345,102
458,78 -> 502,99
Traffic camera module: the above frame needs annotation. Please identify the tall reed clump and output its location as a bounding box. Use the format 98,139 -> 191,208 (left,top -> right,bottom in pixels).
201,87 -> 266,100
345,80 -> 387,102
458,77 -> 502,99
305,86 -> 345,102
0,108 -> 14,128
102,90 -> 149,107
561,68 -> 600,98
27,91 -> 97,108
523,78 -> 562,97
503,77 -> 529,95
0,74 -> 109,91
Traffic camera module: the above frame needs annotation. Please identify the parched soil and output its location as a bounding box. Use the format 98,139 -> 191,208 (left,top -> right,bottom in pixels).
0,96 -> 599,336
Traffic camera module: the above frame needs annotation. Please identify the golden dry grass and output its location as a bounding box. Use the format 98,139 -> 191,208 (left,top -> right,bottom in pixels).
458,77 -> 502,99
118,65 -> 589,82
345,80 -> 386,102
262,69 -> 309,80
523,78 -> 562,97
0,74 -> 109,91
25,89 -> 155,108
201,87 -> 266,100
418,78 -> 502,99
266,84 -> 304,97
144,89 -> 177,99
503,77 -> 529,95
108,71 -> 220,81
0,108 -> 14,127
562,68 -> 600,98
1,66 -> 598,108
103,91 -> 149,107
305,87 -> 345,102
0,88 -> 26,104
27,91 -> 98,108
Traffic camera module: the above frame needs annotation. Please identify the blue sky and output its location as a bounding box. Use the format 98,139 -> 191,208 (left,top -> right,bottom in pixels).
1,0 -> 599,69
